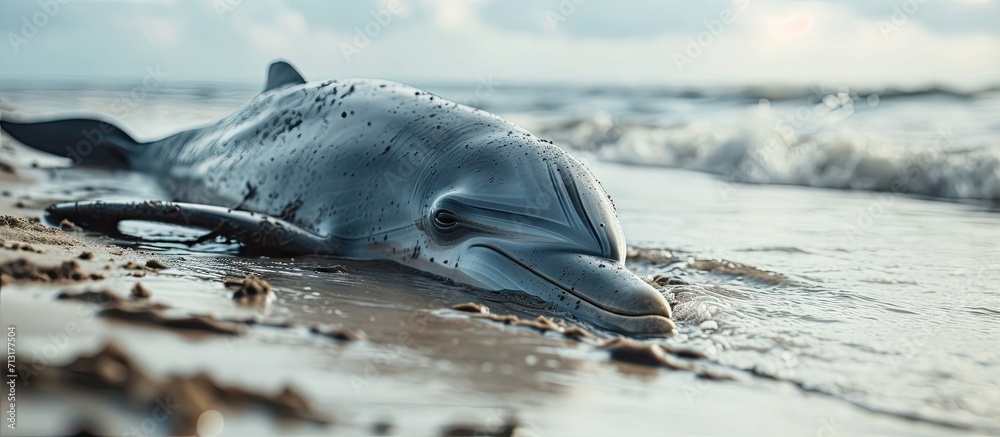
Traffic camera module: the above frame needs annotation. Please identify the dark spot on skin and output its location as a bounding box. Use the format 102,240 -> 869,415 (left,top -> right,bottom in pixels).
233,183 -> 257,210
341,112 -> 347,118
279,199 -> 304,222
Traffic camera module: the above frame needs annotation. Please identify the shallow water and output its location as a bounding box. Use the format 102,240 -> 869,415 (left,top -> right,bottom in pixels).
1,83 -> 999,435
596,163 -> 1000,430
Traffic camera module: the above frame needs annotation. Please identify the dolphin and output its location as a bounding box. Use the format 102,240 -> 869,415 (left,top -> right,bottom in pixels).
0,61 -> 674,335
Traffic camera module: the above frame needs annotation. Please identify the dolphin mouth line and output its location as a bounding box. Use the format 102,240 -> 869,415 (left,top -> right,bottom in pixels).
471,244 -> 664,318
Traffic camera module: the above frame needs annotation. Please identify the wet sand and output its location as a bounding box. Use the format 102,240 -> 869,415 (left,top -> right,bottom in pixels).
0,141 -> 979,436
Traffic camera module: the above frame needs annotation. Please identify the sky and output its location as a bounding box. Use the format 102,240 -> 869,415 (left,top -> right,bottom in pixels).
1,0 -> 999,88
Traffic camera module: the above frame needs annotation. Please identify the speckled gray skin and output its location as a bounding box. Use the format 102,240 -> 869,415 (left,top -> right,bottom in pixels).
11,63 -> 675,335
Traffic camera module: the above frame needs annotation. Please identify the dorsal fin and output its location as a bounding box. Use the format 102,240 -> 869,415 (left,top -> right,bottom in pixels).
263,61 -> 306,92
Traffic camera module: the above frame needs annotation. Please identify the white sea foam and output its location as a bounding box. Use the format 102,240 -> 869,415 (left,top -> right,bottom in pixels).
532,102 -> 1000,202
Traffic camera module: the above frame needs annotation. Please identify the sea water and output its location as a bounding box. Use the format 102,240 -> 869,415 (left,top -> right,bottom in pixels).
1,81 -> 997,434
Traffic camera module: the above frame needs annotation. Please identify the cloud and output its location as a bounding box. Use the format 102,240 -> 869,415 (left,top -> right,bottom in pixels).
0,0 -> 997,87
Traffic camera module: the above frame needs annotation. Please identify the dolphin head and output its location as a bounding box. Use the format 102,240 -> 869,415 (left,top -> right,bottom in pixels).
411,133 -> 675,336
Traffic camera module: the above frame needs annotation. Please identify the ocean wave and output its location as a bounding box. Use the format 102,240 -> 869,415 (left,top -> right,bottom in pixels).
732,84 -> 998,102
481,83 -> 1000,104
532,110 -> 1000,202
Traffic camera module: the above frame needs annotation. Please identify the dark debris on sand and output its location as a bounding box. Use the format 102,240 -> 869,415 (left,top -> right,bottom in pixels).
629,246 -> 788,285
121,259 -> 167,272
626,247 -> 680,264
687,259 -> 787,285
599,338 -> 694,370
57,289 -> 128,305
130,282 -> 151,299
59,219 -> 83,233
314,264 -> 347,273
19,342 -> 331,435
227,274 -> 273,305
1,258 -> 104,285
310,325 -> 365,342
451,302 -> 489,314
450,304 -> 596,341
599,338 -> 733,380
99,305 -> 246,335
650,275 -> 689,286
372,421 -> 394,435
56,285 -> 369,341
1,240 -> 44,254
441,418 -> 521,437
448,311 -> 724,378
145,259 -> 167,270
56,289 -> 244,335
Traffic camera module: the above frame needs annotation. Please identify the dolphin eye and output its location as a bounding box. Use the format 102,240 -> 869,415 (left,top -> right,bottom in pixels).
433,210 -> 460,229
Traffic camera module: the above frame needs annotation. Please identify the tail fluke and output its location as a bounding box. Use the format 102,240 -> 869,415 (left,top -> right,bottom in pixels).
0,117 -> 140,168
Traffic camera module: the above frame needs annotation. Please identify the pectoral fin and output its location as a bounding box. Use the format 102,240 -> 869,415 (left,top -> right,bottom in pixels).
45,200 -> 334,256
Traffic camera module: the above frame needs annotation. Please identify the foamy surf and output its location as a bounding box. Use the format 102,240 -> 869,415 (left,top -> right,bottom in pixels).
477,84 -> 998,203
530,106 -> 1000,202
